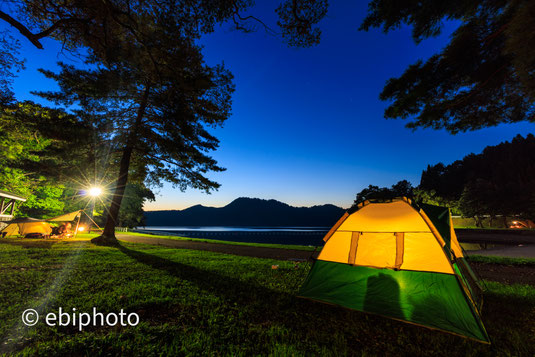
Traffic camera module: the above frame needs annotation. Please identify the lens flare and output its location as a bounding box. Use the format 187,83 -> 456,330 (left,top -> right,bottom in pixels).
88,187 -> 102,197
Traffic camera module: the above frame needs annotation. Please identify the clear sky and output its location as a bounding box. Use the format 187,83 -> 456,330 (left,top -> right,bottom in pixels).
5,1 -> 535,210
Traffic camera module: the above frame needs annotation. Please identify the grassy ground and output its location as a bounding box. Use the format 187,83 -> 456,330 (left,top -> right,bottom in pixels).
467,255 -> 535,266
0,238 -> 534,356
122,231 -> 318,251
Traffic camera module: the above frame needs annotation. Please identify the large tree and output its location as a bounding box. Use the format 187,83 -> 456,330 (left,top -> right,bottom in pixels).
361,0 -> 535,133
37,35 -> 234,245
1,1 -> 328,244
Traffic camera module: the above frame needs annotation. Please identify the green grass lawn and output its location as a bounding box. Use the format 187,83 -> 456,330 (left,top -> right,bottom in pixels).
467,255 -> 535,266
121,231 -> 319,251
0,238 -> 534,356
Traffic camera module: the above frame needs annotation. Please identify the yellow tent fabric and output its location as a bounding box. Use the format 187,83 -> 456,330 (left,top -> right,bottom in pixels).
299,198 -> 489,342
19,221 -> 52,235
47,210 -> 82,222
319,199 -> 454,274
2,221 -> 52,237
2,223 -> 20,237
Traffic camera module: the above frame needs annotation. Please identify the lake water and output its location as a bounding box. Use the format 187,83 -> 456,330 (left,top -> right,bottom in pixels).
134,226 -> 329,246
138,226 -> 329,232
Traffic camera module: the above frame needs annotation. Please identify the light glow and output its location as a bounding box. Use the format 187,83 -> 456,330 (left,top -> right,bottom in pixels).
78,226 -> 85,232
88,187 -> 102,197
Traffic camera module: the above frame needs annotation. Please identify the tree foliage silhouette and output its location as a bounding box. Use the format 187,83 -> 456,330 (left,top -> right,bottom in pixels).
421,134 -> 535,225
353,180 -> 414,206
361,0 -> 535,133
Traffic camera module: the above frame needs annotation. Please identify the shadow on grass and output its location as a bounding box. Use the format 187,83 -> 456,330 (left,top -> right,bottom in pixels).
116,242 -> 295,307
5,242 -> 530,355
117,243 -> 535,354
116,243 -> 492,354
116,243 -> 376,349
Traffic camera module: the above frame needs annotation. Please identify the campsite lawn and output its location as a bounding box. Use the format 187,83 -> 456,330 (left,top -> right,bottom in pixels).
0,239 -> 534,356
466,255 -> 535,266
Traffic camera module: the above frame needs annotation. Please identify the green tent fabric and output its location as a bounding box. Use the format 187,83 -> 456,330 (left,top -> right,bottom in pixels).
299,198 -> 489,343
421,202 -> 484,310
420,203 -> 452,250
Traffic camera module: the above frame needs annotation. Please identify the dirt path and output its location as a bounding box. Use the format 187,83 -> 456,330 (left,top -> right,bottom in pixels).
117,234 -> 535,286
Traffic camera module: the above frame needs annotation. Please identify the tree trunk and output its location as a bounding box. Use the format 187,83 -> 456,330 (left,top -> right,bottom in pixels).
474,215 -> 483,228
502,215 -> 508,228
91,145 -> 134,245
92,85 -> 150,245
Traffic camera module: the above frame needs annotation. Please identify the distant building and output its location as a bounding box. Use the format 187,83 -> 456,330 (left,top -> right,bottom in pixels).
0,190 -> 26,230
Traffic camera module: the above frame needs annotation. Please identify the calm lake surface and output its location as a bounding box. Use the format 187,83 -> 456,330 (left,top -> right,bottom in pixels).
138,226 -> 329,232
134,226 -> 329,246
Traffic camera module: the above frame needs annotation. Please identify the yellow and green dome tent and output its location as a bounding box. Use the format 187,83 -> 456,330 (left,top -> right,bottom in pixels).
299,197 -> 489,343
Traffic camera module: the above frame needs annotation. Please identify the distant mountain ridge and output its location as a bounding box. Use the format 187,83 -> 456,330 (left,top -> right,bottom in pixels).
143,197 -> 346,227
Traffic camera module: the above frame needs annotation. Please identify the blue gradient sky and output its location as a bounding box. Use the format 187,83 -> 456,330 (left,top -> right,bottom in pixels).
5,1 -> 535,210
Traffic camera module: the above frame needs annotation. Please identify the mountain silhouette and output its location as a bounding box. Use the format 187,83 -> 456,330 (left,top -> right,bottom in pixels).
143,197 -> 345,227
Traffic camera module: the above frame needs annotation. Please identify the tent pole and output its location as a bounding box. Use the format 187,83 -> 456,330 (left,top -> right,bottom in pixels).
83,210 -> 103,231
73,212 -> 82,238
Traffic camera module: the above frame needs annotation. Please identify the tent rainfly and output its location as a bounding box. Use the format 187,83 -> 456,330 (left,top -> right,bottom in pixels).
46,210 -> 82,222
1,217 -> 52,237
299,197 -> 489,343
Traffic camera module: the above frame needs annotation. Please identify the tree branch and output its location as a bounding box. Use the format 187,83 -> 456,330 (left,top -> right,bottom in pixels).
231,3 -> 278,36
35,18 -> 82,39
0,10 -> 86,50
0,10 -> 44,49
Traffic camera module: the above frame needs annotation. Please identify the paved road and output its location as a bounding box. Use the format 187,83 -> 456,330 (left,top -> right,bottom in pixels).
117,234 -> 319,261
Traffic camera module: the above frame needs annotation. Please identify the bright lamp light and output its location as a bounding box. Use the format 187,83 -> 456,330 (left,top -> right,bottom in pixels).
88,187 -> 102,197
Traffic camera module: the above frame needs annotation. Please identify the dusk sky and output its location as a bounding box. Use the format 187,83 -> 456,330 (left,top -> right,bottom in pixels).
6,1 -> 535,210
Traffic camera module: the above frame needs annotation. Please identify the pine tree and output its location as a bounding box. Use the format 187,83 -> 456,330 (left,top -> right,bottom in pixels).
361,0 -> 535,132
37,34 -> 234,244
